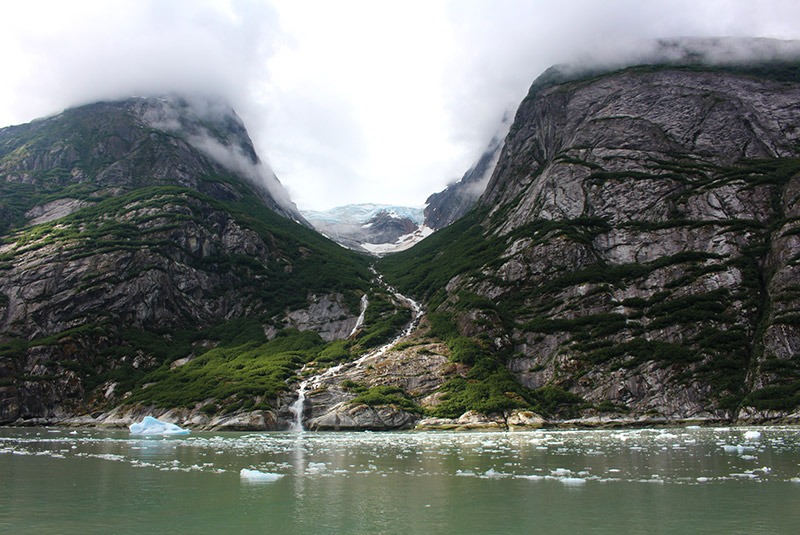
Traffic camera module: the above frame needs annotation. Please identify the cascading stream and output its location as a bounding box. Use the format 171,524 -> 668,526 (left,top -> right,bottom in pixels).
348,294 -> 369,337
288,381 -> 307,433
290,269 -> 423,432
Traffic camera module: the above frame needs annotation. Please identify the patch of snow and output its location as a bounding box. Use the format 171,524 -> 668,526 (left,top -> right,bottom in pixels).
361,225 -> 435,256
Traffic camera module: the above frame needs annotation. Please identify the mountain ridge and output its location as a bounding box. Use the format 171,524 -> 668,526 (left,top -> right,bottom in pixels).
0,95 -> 394,427
378,49 -> 800,425
4,38 -> 800,430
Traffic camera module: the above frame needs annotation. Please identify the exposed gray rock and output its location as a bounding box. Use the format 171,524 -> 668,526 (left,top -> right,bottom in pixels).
425,125 -> 506,229
25,198 -> 94,226
306,402 -> 417,431
63,404 -> 279,431
286,293 -> 361,342
434,54 -> 800,421
483,68 -> 800,234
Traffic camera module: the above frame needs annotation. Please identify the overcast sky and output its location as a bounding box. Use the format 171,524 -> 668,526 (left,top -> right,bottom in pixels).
2,1 -> 800,211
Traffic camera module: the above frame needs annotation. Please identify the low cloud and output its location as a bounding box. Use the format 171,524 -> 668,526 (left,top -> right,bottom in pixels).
2,1 -> 800,211
138,95 -> 299,216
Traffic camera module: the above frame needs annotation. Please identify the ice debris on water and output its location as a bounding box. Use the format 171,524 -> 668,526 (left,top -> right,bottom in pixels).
240,469 -> 284,482
129,416 -> 190,436
560,477 -> 586,486
744,430 -> 762,441
306,462 -> 327,474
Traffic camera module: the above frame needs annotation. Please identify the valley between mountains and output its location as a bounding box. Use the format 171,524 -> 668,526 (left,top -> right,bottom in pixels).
2,38 -> 800,431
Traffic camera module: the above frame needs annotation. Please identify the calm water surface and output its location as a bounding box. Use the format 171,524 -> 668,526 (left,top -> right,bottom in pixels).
2,426 -> 799,534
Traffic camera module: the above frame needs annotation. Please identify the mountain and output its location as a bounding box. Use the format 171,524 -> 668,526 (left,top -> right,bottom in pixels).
5,38 -> 800,431
303,203 -> 432,255
379,38 -> 800,425
0,96 -> 414,427
424,116 -> 508,230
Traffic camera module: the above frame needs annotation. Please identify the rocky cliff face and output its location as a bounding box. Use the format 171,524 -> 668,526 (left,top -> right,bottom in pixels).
0,96 -> 372,425
381,53 -> 800,424
1,96 -> 308,225
424,126 -> 505,230
477,64 -> 800,419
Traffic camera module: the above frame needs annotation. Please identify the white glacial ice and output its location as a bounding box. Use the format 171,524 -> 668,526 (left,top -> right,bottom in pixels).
129,416 -> 190,436
744,430 -> 762,441
240,468 -> 284,482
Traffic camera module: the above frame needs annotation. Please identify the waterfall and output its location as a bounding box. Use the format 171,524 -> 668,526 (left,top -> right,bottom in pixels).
289,380 -> 307,432
349,294 -> 369,337
288,269 -> 424,431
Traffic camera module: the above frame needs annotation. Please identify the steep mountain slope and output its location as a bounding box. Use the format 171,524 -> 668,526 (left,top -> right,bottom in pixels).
380,52 -> 800,424
0,96 -> 387,426
424,118 -> 508,230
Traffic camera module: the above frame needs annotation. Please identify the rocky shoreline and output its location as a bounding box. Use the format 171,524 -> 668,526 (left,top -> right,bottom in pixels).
4,404 -> 800,432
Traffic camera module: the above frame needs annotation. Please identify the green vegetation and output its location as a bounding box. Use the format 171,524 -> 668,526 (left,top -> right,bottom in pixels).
378,151 -> 800,415
426,315 -> 584,418
0,99 -> 386,416
377,209 -> 505,306
345,383 -> 423,414
354,291 -> 412,350
745,382 -> 800,411
126,329 -> 323,409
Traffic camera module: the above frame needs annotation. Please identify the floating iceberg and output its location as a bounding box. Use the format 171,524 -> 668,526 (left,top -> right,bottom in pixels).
129,416 -> 190,436
240,469 -> 284,483
744,430 -> 762,441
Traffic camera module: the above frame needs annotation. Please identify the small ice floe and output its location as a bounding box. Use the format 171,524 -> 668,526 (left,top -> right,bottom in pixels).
306,462 -> 327,474
129,416 -> 190,436
239,469 -> 284,483
722,444 -> 755,454
480,468 -> 508,479
517,474 -> 545,481
744,430 -> 762,441
559,477 -> 586,487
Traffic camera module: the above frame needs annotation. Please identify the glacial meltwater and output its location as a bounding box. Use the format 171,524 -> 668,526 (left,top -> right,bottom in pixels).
2,426 -> 799,534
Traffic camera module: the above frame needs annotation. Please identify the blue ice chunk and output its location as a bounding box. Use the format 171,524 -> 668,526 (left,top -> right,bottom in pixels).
129,416 -> 190,436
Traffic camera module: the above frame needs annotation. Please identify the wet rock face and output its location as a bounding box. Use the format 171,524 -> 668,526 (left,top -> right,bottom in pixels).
441,64 -> 800,420
294,340 -> 460,431
306,402 -> 417,431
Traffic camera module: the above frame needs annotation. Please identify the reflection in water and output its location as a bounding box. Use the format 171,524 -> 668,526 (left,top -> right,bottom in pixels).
293,432 -> 306,500
2,426 -> 800,534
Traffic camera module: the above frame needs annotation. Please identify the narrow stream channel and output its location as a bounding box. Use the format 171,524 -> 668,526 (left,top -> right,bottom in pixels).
289,270 -> 423,431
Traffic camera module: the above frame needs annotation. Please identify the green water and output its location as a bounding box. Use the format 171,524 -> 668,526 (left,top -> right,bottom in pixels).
2,426 -> 799,534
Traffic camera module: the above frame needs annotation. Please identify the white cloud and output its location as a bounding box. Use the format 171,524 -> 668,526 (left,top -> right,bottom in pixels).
2,0 -> 800,211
